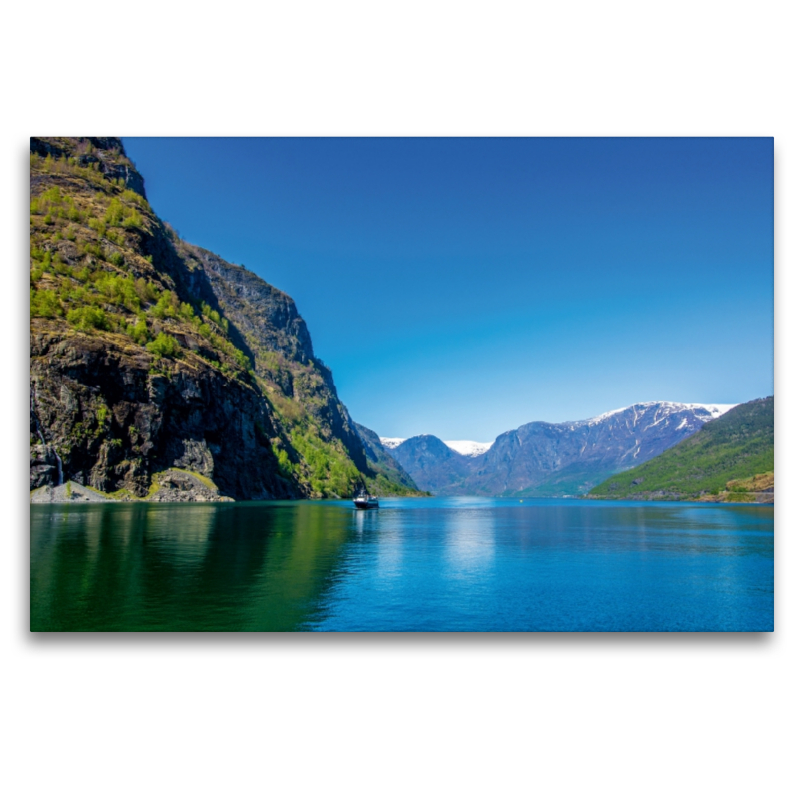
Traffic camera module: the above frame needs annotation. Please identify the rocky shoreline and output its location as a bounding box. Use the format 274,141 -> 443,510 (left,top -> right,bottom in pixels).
585,488 -> 774,504
30,468 -> 234,504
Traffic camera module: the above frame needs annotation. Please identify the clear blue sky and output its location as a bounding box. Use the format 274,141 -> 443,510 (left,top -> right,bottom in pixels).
122,137 -> 774,441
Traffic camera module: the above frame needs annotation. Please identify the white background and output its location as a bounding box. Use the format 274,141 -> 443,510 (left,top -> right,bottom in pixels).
2,2 -> 796,798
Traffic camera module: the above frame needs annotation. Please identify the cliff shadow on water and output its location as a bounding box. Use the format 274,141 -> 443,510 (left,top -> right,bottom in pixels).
30,502 -> 356,631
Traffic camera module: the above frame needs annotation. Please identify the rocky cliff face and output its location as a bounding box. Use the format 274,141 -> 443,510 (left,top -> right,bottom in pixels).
387,403 -> 734,496
30,320 -> 290,499
184,245 -> 368,475
353,423 -> 421,494
29,136 -> 398,500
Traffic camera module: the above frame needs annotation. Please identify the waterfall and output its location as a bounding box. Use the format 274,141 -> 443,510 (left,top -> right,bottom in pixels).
53,448 -> 64,486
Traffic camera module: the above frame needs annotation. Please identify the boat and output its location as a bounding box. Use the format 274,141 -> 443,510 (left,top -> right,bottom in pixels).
353,491 -> 379,509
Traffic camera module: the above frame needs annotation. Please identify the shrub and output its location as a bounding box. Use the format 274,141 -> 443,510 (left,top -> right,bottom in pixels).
233,348 -> 251,371
52,253 -> 70,275
126,317 -> 149,345
146,332 -> 180,358
68,286 -> 87,304
104,199 -> 124,226
122,209 -> 143,230
42,186 -> 63,204
83,242 -> 103,259
122,189 -> 148,208
67,306 -> 109,331
31,289 -> 62,318
151,290 -> 178,319
275,447 -> 293,476
88,218 -> 107,237
93,274 -> 139,311
135,278 -> 159,304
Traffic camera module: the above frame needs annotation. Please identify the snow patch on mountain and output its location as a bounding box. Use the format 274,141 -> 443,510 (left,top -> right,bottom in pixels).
584,406 -> 629,425
378,403 -> 737,457
583,401 -> 737,427
444,440 -> 494,457
686,403 -> 738,417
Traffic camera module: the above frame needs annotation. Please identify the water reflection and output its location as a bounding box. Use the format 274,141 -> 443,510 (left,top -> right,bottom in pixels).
31,502 -> 353,631
144,505 -> 214,565
444,508 -> 496,577
30,499 -> 774,632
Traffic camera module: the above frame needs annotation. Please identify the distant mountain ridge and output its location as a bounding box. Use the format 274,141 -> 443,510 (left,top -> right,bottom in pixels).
380,437 -> 492,457
382,401 -> 738,496
589,397 -> 773,501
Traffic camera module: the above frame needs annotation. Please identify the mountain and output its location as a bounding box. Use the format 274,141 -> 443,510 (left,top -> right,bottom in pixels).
588,397 -> 773,501
388,435 -> 475,493
384,402 -> 736,496
443,440 -> 493,457
29,136 -> 405,500
353,423 -> 423,495
381,438 -> 492,457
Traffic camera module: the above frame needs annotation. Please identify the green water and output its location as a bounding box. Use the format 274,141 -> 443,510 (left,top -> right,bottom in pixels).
31,502 -> 351,631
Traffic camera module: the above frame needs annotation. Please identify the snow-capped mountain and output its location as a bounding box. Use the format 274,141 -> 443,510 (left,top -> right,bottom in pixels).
381,437 -> 494,457
443,440 -> 494,457
382,401 -> 739,497
582,402 -> 736,427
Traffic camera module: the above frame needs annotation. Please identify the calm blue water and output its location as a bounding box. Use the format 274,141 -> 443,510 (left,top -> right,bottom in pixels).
30,497 -> 774,631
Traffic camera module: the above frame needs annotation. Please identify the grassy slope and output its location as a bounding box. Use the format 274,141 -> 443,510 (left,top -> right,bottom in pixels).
587,397 -> 774,499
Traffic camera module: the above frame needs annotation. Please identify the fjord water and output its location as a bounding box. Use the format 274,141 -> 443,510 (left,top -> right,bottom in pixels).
30,498 -> 773,632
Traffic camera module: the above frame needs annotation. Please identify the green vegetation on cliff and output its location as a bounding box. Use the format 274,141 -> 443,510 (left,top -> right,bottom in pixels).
353,422 -> 428,496
587,397 -> 774,500
29,137 -> 394,500
29,155 -> 253,381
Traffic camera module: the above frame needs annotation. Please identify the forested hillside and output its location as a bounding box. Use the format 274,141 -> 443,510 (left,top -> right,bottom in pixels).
588,397 -> 774,501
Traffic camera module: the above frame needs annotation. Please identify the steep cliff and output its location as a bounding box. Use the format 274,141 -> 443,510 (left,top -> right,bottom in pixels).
353,423 -> 423,495
29,136 -> 397,500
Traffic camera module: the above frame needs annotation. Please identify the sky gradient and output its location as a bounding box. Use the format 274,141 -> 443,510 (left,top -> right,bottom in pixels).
122,137 -> 774,441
